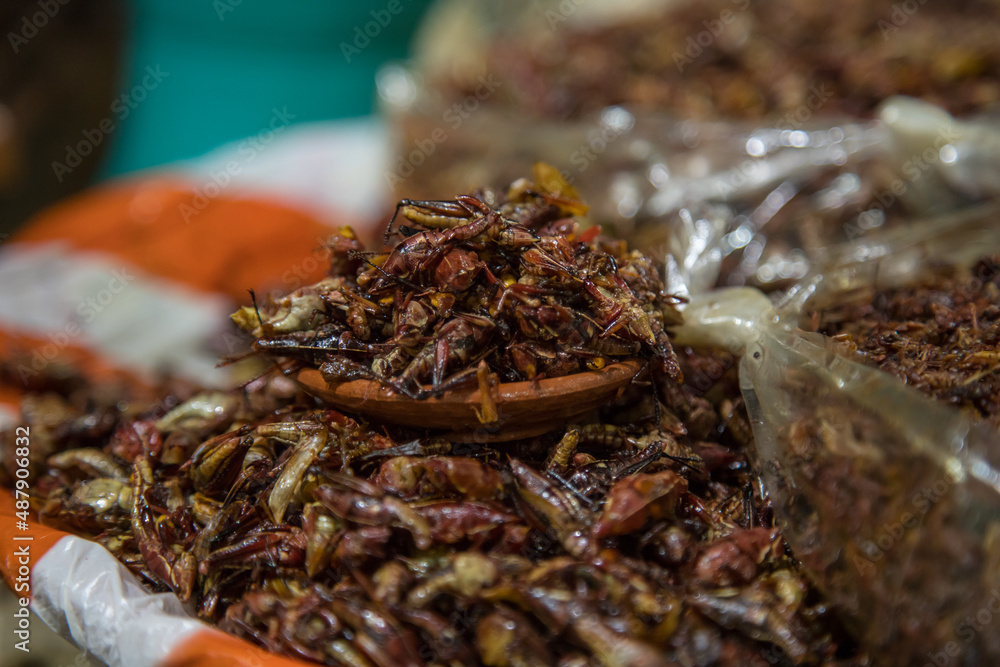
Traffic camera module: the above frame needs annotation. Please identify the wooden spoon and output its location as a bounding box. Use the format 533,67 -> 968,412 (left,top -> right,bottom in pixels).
296,359 -> 644,442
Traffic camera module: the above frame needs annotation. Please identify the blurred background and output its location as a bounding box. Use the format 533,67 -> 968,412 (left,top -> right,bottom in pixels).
0,0 -> 439,237
0,0 -> 122,237
5,0 -> 1000,236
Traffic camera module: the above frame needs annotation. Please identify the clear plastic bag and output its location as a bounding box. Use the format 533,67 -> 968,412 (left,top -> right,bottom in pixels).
673,204 -> 1000,665
380,53 -> 1000,295
741,326 -> 1000,666
382,0 -> 1000,294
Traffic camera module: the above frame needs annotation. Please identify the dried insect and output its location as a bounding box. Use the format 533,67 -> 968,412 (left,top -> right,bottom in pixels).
0,176 -> 869,666
808,255 -> 1000,429
237,176 -> 685,412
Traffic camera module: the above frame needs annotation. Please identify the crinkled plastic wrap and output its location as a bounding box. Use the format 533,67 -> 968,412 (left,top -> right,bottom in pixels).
741,326 -> 1000,666
30,534 -> 207,666
382,65 -> 1000,294
383,66 -> 872,289
0,477 -> 335,667
678,205 -> 1000,666
778,200 -> 1000,316
382,0 -> 1000,293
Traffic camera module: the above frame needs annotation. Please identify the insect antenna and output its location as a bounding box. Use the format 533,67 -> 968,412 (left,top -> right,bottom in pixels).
547,470 -> 596,508
742,482 -> 757,528
382,198 -> 410,243
248,288 -> 264,328
660,451 -> 703,474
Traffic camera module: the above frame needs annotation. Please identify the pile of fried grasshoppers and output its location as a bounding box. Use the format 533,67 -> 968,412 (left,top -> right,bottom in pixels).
0,346 -> 866,666
232,166 -> 683,421
0,170 -> 867,665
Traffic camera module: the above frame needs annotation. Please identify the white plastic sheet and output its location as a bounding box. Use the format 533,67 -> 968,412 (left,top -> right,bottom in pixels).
30,535 -> 205,667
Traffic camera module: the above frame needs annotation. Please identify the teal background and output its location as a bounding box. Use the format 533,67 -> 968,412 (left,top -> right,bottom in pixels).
101,0 -> 433,177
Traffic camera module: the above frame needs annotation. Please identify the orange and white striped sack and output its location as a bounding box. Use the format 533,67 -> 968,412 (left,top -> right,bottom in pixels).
0,178 -> 359,667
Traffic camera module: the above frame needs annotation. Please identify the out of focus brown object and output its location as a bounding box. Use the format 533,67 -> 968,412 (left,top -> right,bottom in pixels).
427,0 -> 1000,121
0,0 -> 123,237
387,0 -> 1000,295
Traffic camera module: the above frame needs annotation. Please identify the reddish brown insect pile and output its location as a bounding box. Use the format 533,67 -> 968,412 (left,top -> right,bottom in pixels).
805,255 -> 1000,430
1,347 -> 866,666
440,0 -> 1000,122
233,169 -> 683,406
0,174 -> 868,665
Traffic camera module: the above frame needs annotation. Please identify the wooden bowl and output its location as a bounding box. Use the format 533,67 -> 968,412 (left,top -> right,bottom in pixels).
296,359 -> 644,442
